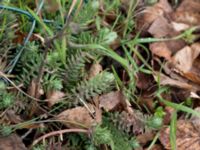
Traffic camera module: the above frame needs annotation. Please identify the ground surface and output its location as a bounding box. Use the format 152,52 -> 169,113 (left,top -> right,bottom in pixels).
0,0 -> 200,150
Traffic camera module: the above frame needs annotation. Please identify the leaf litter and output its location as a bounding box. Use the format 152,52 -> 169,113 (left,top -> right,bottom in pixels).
0,0 -> 200,149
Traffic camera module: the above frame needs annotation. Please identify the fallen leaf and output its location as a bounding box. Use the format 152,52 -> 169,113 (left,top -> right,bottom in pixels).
46,90 -> 65,107
153,72 -> 192,90
171,22 -> 190,32
88,63 -> 103,79
27,79 -> 43,117
56,105 -> 96,129
171,43 -> 200,84
160,119 -> 200,150
150,42 -> 172,60
5,110 -> 23,124
0,134 -> 27,150
148,16 -> 172,38
190,107 -> 200,130
172,44 -> 200,73
150,40 -> 185,60
137,132 -> 156,146
136,0 -> 172,32
99,91 -> 125,112
172,0 -> 200,26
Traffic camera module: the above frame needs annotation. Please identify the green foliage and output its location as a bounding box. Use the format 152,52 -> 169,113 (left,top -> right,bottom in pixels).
102,117 -> 139,150
74,0 -> 99,24
43,74 -> 63,92
64,51 -> 89,90
14,42 -> 42,86
0,82 -> 14,110
32,144 -> 46,150
0,125 -> 12,136
73,28 -> 117,46
72,71 -> 115,100
147,107 -> 165,129
92,125 -> 114,149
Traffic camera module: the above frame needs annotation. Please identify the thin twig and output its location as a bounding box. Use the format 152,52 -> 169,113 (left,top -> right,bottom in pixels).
0,71 -> 46,102
32,128 -> 88,147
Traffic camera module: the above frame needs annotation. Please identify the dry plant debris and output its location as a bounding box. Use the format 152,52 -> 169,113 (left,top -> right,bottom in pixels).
1,0 -> 200,149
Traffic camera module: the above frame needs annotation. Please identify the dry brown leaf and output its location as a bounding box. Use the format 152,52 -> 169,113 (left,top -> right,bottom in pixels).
137,132 -> 156,146
172,45 -> 200,73
171,43 -> 200,84
136,0 -> 172,31
150,40 -> 185,60
5,110 -> 23,124
190,107 -> 200,130
154,73 -> 192,90
150,42 -> 172,60
148,16 -> 172,38
159,119 -> 200,150
88,63 -> 102,79
0,134 -> 27,150
46,90 -> 65,107
27,79 -> 43,117
55,105 -> 96,129
99,91 -> 125,112
171,22 -> 190,32
173,0 -> 200,26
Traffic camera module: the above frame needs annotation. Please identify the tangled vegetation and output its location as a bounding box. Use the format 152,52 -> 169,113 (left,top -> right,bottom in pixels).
0,0 -> 200,150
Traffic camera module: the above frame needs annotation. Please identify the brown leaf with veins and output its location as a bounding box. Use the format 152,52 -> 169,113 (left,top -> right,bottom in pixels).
55,105 -> 96,129
160,119 -> 200,150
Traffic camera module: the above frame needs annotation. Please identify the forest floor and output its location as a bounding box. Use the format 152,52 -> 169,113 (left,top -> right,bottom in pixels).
0,0 -> 200,150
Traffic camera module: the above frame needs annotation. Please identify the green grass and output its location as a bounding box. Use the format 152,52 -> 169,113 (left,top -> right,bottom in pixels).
0,0 -> 199,149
